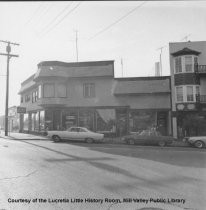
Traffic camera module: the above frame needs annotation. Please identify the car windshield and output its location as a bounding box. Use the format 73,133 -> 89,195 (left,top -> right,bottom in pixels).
139,130 -> 161,136
68,127 -> 90,132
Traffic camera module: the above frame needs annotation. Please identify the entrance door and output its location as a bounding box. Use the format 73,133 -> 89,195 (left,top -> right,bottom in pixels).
116,109 -> 128,137
53,110 -> 61,130
157,111 -> 168,135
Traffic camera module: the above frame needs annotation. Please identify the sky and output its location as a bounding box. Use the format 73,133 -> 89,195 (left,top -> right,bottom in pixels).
0,1 -> 206,115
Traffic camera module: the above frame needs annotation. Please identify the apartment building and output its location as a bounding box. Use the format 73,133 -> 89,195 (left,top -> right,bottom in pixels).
18,60 -> 172,137
169,41 -> 206,138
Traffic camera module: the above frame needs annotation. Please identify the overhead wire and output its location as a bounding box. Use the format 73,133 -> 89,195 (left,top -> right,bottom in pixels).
89,1 -> 147,41
40,2 -> 82,37
40,2 -> 74,35
24,3 -> 46,26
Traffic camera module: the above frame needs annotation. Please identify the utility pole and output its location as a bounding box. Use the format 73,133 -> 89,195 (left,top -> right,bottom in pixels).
0,40 -> 19,136
75,30 -> 79,62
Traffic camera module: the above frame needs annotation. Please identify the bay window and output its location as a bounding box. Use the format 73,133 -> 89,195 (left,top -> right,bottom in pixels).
186,86 -> 193,101
185,56 -> 192,72
43,83 -> 55,98
175,57 -> 182,73
174,55 -> 198,74
176,85 -> 200,102
176,86 -> 183,102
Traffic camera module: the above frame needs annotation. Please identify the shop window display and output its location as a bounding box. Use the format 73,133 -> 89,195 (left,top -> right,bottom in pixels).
23,113 -> 29,131
45,110 -> 53,130
62,110 -> 78,130
79,110 -> 94,131
95,109 -> 116,133
39,111 -> 45,131
129,110 -> 156,133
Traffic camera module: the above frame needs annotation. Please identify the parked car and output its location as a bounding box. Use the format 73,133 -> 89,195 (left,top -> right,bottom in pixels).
123,130 -> 175,147
47,127 -> 104,143
183,136 -> 206,148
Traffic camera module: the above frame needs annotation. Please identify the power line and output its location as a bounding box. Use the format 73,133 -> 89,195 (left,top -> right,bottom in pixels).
41,2 -> 82,37
24,3 -> 45,26
33,3 -> 54,28
89,1 -> 147,41
40,2 -> 74,35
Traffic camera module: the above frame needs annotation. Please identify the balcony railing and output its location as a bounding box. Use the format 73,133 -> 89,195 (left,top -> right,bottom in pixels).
195,65 -> 206,73
196,94 -> 206,103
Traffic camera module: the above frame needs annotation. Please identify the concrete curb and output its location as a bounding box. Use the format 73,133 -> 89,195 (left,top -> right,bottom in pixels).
0,133 -> 190,147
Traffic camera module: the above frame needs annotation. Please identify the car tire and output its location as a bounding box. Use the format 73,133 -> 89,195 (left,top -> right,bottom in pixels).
194,140 -> 205,148
128,139 -> 135,145
85,138 -> 94,144
158,141 -> 166,147
52,135 -> 61,142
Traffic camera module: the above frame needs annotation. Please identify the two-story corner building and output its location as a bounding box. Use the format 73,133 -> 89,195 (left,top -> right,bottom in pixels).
169,41 -> 206,138
18,60 -> 172,137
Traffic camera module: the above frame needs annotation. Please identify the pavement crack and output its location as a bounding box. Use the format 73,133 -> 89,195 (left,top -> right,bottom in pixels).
0,170 -> 37,181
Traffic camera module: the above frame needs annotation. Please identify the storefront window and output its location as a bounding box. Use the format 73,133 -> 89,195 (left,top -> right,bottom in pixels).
79,110 -> 94,130
40,111 -> 45,131
31,113 -> 36,131
95,109 -> 116,133
129,110 -> 156,133
62,110 -> 78,130
45,110 -> 53,130
23,113 -> 29,131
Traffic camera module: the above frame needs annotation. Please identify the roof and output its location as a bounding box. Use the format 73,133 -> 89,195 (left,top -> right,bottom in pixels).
19,74 -> 36,94
34,60 -> 114,80
114,77 -> 170,95
171,47 -> 201,56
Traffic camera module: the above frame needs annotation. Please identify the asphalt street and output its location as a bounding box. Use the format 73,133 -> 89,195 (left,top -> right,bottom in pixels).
0,138 -> 205,210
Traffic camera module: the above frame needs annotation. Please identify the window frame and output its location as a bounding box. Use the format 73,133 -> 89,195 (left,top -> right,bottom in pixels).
83,83 -> 95,98
43,83 -> 55,98
57,83 -> 67,98
174,55 -> 198,74
175,85 -> 200,103
176,86 -> 184,102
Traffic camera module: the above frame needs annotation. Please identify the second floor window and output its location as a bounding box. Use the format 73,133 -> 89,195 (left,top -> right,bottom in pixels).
83,83 -> 95,98
25,95 -> 30,102
43,83 -> 55,98
176,86 -> 183,102
176,85 -> 200,103
186,86 -> 193,101
32,90 -> 38,103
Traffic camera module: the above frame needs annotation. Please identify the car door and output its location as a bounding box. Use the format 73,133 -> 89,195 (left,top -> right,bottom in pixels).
135,131 -> 149,145
78,128 -> 88,140
65,127 -> 79,140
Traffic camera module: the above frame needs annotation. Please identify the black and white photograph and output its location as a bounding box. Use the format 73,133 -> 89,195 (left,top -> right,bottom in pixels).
0,1 -> 206,210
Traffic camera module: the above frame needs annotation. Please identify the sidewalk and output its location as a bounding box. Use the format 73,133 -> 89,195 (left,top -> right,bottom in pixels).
0,131 -> 49,140
0,131 -> 190,147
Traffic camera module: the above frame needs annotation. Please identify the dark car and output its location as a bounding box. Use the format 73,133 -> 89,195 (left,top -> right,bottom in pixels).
123,130 -> 174,147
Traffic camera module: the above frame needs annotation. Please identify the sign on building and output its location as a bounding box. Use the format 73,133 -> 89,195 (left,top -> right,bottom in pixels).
17,106 -> 26,113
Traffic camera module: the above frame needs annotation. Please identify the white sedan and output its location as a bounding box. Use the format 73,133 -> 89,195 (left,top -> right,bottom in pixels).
47,127 -> 104,143
183,136 -> 206,148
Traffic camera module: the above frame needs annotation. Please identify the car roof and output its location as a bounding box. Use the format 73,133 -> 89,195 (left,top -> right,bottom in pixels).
70,127 -> 87,129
